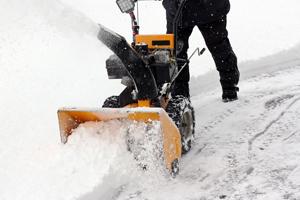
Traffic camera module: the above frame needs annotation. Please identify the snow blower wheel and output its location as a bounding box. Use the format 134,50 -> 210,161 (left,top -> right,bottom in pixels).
166,95 -> 195,154
102,96 -> 120,108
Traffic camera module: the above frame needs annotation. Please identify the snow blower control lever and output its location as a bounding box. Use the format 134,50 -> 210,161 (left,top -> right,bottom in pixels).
161,47 -> 206,97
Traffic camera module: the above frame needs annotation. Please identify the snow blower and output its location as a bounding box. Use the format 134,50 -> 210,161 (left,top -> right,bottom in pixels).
57,0 -> 205,175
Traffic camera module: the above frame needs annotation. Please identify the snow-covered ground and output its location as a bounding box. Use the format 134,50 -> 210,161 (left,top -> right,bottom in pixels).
1,0 -> 300,199
112,66 -> 300,200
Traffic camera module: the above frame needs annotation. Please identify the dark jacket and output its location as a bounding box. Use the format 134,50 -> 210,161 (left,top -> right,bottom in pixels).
163,0 -> 230,26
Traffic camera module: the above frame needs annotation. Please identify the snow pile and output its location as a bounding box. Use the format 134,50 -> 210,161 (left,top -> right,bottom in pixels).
58,120 -> 138,200
0,118 -> 166,200
77,120 -> 168,200
0,0 -> 123,199
0,0 -> 167,199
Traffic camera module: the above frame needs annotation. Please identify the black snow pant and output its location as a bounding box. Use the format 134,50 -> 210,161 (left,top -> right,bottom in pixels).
169,16 -> 240,94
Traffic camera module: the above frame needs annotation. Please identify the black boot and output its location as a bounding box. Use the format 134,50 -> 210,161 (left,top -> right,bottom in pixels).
222,86 -> 239,102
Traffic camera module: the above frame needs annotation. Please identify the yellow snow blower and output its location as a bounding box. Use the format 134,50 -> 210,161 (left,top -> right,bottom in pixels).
58,0 -> 204,175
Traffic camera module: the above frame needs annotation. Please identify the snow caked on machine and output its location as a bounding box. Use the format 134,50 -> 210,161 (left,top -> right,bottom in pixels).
57,0 -> 205,176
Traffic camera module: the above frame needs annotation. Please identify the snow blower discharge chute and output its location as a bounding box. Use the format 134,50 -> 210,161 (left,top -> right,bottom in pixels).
57,0 -> 205,175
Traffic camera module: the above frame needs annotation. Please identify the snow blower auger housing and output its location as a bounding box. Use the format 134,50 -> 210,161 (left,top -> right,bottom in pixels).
58,0 -> 204,176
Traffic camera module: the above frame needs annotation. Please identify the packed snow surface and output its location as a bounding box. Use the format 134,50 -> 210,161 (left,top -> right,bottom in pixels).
1,0 -> 300,199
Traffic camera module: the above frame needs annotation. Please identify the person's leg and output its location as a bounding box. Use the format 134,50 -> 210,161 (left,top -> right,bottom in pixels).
163,0 -> 178,34
172,25 -> 194,98
198,16 -> 240,101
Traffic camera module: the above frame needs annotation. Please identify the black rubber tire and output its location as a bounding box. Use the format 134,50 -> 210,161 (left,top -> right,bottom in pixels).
102,96 -> 120,108
166,95 -> 195,154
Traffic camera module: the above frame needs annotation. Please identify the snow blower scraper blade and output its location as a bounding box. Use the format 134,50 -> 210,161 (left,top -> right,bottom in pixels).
57,107 -> 182,173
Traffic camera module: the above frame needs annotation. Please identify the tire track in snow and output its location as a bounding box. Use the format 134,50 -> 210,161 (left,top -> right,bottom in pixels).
283,130 -> 300,141
185,69 -> 300,200
248,96 -> 300,151
194,98 -> 251,140
243,87 -> 300,199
